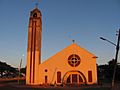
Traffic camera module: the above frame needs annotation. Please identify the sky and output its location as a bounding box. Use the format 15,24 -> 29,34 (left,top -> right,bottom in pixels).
0,0 -> 120,68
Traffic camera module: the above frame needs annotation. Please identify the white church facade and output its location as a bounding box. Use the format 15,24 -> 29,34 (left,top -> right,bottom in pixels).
26,7 -> 97,86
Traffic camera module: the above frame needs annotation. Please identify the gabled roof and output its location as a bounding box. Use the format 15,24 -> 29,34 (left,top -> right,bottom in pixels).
41,43 -> 96,65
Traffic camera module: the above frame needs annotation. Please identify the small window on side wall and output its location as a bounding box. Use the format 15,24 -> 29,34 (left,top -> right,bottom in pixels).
88,71 -> 92,82
57,71 -> 61,83
45,75 -> 47,83
45,69 -> 48,72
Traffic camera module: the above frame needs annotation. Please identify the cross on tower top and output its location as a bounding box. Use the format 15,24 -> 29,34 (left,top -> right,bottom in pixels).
35,3 -> 38,8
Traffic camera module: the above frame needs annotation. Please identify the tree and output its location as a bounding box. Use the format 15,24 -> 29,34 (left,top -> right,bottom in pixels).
97,59 -> 120,83
0,61 -> 18,78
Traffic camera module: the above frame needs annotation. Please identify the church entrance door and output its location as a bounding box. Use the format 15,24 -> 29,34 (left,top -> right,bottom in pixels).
63,70 -> 86,86
66,74 -> 83,84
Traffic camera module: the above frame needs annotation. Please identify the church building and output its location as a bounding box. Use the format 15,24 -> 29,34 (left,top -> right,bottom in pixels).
26,7 -> 97,85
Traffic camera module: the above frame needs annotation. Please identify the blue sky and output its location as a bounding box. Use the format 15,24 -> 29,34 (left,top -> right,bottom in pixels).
0,0 -> 120,67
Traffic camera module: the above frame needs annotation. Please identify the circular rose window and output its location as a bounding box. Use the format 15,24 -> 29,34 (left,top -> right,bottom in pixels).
68,54 -> 80,67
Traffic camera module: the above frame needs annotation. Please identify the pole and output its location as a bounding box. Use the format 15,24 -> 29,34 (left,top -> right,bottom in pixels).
112,29 -> 120,88
18,59 -> 22,84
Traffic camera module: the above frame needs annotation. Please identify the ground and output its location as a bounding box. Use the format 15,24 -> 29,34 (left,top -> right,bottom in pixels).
0,79 -> 120,90
0,82 -> 117,90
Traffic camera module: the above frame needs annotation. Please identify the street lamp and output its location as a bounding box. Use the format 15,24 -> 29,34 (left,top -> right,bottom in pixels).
18,54 -> 24,84
100,29 -> 120,89
100,37 -> 117,46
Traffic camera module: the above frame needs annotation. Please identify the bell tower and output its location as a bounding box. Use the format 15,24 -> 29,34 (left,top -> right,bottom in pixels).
26,7 -> 42,84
